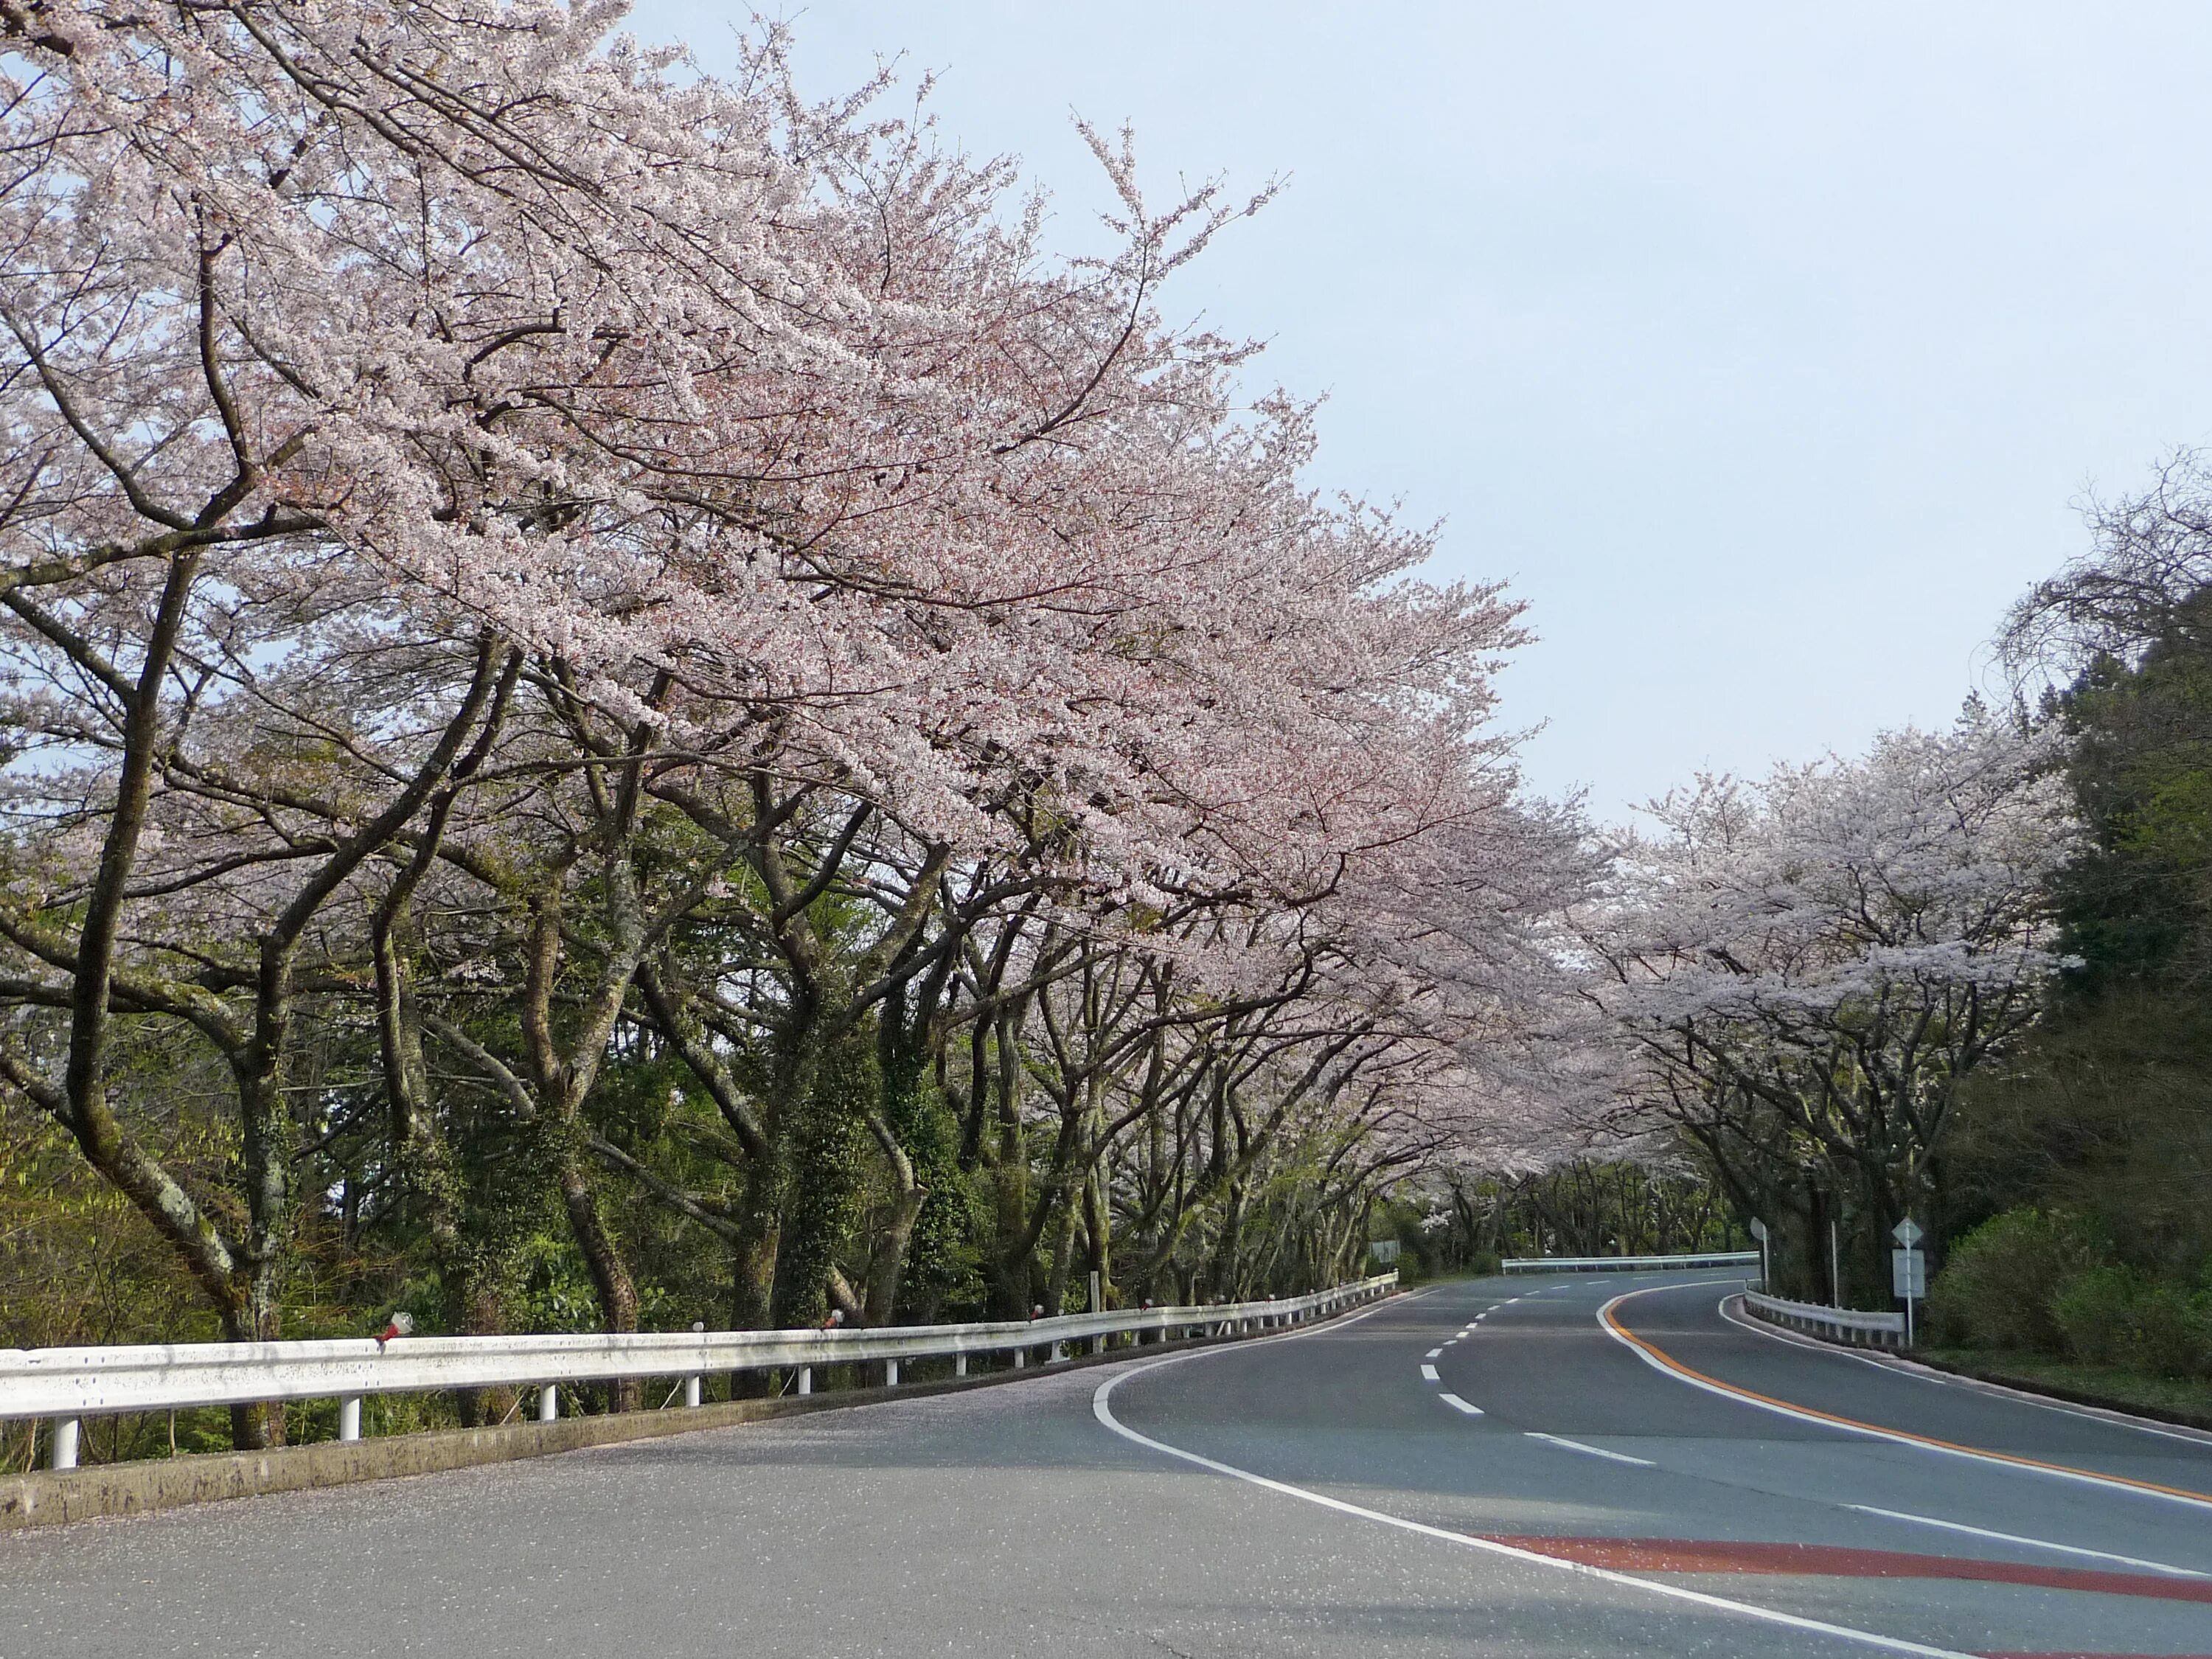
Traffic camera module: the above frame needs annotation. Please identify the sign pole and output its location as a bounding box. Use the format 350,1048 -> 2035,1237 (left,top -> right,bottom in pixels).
1891,1218 -> 1924,1349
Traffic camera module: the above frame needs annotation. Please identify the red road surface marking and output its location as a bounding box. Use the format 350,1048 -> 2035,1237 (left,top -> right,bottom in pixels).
1485,1537 -> 2212,1605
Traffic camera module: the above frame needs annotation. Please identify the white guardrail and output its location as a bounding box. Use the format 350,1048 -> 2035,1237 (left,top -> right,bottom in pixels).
1740,1289 -> 1906,1349
1500,1251 -> 1760,1274
1,1274 -> 1397,1470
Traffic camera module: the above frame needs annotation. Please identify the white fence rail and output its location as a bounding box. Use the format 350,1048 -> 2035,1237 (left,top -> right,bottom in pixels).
2,1275 -> 1397,1470
1741,1289 -> 1906,1349
1500,1251 -> 1759,1275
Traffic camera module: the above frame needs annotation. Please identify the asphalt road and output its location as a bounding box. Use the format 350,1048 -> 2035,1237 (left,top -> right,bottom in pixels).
6,1272 -> 2211,1658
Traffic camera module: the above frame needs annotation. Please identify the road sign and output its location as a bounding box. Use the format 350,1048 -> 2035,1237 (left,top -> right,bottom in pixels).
1748,1218 -> 1768,1242
1891,1218 -> 1923,1248
1891,1248 -> 1924,1299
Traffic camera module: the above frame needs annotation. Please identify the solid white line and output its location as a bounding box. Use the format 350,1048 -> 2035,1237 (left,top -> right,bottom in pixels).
1843,1504 -> 2211,1579
1526,1432 -> 1655,1467
1420,1363 -> 1441,1382
1425,1348 -> 1443,1360
1600,1290 -> 2212,1515
1437,1392 -> 1483,1416
1092,1357 -> 1976,1657
1719,1295 -> 2212,1450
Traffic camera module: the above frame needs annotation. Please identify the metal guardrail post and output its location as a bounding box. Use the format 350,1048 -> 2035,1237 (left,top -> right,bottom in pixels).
50,1416 -> 78,1470
796,1366 -> 811,1394
884,1360 -> 899,1388
538,1383 -> 558,1422
337,1396 -> 362,1441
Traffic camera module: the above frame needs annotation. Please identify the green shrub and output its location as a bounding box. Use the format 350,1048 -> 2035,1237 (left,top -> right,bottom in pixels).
2051,1265 -> 2140,1365
2126,1284 -> 2211,1378
2051,1267 -> 2212,1377
1927,1208 -> 2100,1352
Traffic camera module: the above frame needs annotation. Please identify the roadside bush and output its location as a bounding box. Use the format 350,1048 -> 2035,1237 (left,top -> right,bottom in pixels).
2128,1284 -> 2211,1378
2050,1265 -> 2140,1366
2051,1267 -> 2212,1378
1927,1208 -> 2101,1352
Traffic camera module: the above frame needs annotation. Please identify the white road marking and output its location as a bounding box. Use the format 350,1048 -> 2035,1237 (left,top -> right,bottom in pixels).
1526,1432 -> 1656,1467
1437,1392 -> 1483,1416
1601,1290 -> 2212,1515
1844,1504 -> 2211,1578
1093,1354 -> 1978,1657
1719,1295 -> 2212,1450
1425,1347 -> 1443,1360
1420,1363 -> 1441,1382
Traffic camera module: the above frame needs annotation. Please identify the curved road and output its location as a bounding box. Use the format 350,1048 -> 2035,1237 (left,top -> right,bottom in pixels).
6,1273 -> 2211,1657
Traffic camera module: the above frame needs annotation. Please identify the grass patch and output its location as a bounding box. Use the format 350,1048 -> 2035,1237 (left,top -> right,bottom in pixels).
1920,1347 -> 2212,1429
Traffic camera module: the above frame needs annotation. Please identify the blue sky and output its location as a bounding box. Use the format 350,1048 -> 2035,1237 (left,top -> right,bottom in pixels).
627,2 -> 2212,819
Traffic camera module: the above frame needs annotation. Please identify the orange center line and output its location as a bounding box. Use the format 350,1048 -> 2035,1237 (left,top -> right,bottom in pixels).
1484,1536 -> 2212,1604
1599,1293 -> 2212,1510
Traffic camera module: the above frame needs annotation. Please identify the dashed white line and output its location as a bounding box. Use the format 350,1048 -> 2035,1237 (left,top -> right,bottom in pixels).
1438,1392 -> 1483,1416
1425,1347 -> 1443,1360
1844,1504 -> 2211,1578
1420,1363 -> 1441,1382
1526,1432 -> 1655,1467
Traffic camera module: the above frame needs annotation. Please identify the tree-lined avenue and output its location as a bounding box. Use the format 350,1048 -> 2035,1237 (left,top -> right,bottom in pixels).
8,1273 -> 2211,1657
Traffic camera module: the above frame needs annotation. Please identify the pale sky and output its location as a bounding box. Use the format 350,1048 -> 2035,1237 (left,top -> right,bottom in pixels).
627,1 -> 2212,818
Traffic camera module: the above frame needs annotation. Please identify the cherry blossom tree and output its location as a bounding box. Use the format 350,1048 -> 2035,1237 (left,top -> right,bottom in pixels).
1587,709 -> 2077,1298
0,0 -> 1577,1439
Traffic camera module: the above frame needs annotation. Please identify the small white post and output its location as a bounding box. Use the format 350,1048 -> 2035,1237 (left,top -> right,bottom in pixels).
1012,1349 -> 1025,1369
796,1366 -> 812,1395
884,1358 -> 899,1388
1050,1340 -> 1065,1363
538,1383 -> 558,1422
684,1376 -> 702,1409
954,1352 -> 967,1377
50,1418 -> 80,1471
338,1396 -> 363,1442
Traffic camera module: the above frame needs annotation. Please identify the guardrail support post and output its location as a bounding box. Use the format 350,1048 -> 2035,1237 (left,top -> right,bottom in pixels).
49,1417 -> 79,1470
338,1396 -> 362,1441
1012,1349 -> 1024,1368
684,1376 -> 701,1409
1050,1340 -> 1065,1363
884,1359 -> 899,1388
955,1352 -> 967,1377
796,1366 -> 811,1395
538,1383 -> 558,1422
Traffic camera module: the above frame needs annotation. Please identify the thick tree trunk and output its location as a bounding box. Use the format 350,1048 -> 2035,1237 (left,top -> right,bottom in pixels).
560,1154 -> 641,1410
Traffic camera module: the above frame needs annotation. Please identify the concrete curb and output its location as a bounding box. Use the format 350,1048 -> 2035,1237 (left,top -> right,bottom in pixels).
1,1304 -> 1391,1532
